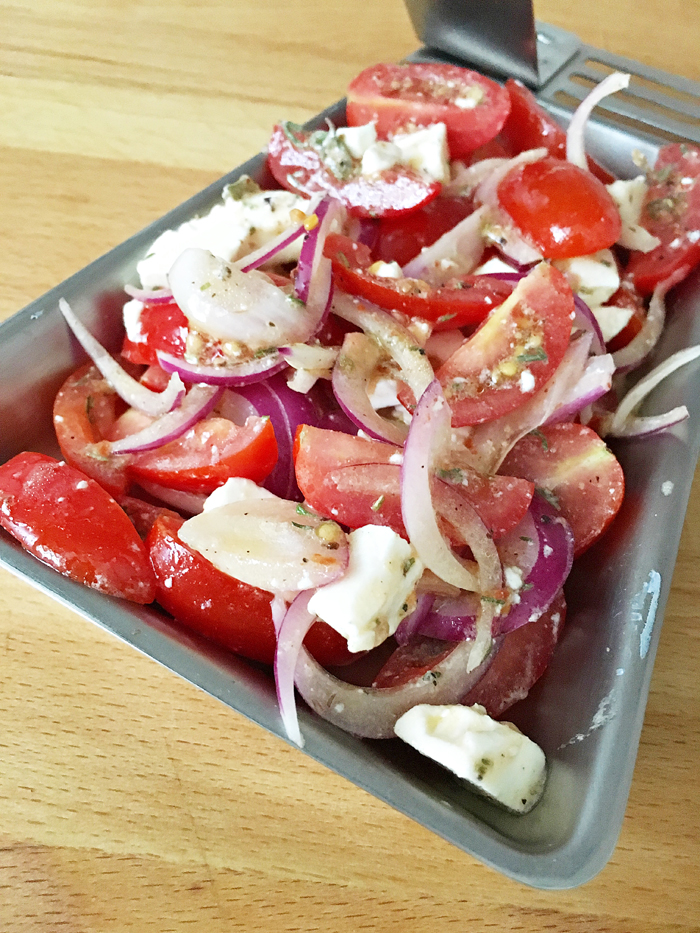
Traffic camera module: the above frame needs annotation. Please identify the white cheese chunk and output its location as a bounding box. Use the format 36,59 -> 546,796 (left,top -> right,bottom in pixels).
122,298 -> 145,343
368,260 -> 403,279
591,303 -> 635,343
607,176 -> 661,253
554,249 -> 620,309
202,477 -> 277,512
137,187 -> 309,290
361,140 -> 403,177
337,123 -> 377,159
394,704 -> 546,813
472,256 -> 519,275
307,525 -> 423,653
391,123 -> 450,184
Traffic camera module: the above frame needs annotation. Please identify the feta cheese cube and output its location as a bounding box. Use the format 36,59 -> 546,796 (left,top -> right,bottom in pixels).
307,525 -> 423,653
337,123 -> 377,159
361,140 -> 403,177
392,123 -> 450,184
554,249 -> 620,309
394,703 -> 547,813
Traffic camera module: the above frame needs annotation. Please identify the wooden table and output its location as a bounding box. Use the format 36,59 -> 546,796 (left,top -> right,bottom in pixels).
1,1 -> 699,929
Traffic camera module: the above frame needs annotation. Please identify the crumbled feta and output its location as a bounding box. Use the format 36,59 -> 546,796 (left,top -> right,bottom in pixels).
203,477 -> 276,512
337,123 -> 377,159
391,123 -> 450,184
591,303 -> 634,343
361,140 -> 402,177
368,260 -> 403,279
519,369 -> 535,393
504,565 -> 524,591
472,256 -> 518,276
307,525 -> 423,653
122,298 -> 145,344
368,377 -> 401,410
607,176 -> 661,253
554,249 -> 620,309
137,186 -> 309,290
394,703 -> 546,813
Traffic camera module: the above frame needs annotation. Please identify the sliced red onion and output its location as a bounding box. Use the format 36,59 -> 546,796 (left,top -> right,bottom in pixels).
573,294 -> 606,355
332,332 -> 409,446
445,157 -> 509,196
135,480 -> 207,515
406,592 -> 480,642
235,194 -> 323,273
231,373 -> 324,499
124,284 -> 174,304
294,197 -> 345,330
612,270 -> 686,373
275,591 -> 316,747
178,497 -> 349,595
394,593 -> 435,645
566,72 -> 631,169
608,344 -> 700,437
401,204 -> 489,284
494,494 -> 574,635
544,350 -> 615,425
156,348 -> 286,386
107,384 -> 223,455
59,298 -> 185,417
331,292 -> 434,404
293,635 -> 497,739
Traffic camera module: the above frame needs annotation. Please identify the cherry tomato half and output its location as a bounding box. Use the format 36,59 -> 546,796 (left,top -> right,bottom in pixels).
498,156 -> 622,260
0,452 -> 156,603
266,122 -> 440,219
346,62 -> 511,159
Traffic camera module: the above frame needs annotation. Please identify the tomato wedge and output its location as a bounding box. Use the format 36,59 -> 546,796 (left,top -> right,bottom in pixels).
294,425 -> 534,540
121,301 -> 188,366
0,452 -> 156,603
266,122 -> 440,218
53,362 -> 129,498
500,422 -> 625,556
498,156 -> 622,259
324,232 -> 514,330
147,512 -> 358,667
437,263 -> 574,426
129,415 -> 278,494
625,143 -> 700,295
346,62 -> 511,159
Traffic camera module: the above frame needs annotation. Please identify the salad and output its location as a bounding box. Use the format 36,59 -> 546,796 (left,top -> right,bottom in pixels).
1,61 -> 700,814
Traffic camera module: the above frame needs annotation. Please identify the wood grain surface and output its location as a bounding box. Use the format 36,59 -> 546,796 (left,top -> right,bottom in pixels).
1,1 -> 699,930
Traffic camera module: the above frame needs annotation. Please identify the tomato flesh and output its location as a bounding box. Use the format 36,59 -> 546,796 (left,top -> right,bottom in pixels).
0,452 -> 156,603
346,62 -> 511,159
371,195 -> 474,267
121,301 -> 188,366
147,513 -> 358,667
498,156 -> 622,259
500,422 -> 625,556
325,232 -> 514,330
266,122 -> 440,219
625,143 -> 700,295
437,263 -> 574,426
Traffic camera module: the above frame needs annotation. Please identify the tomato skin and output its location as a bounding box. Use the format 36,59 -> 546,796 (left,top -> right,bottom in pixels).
147,513 -> 358,667
346,62 -> 511,159
437,263 -> 574,426
325,232 -> 514,329
461,590 -> 566,717
266,123 -> 441,219
294,425 -> 534,541
128,416 -> 278,494
120,301 -> 188,366
53,363 -> 129,498
500,422 -> 625,556
498,156 -> 622,259
0,452 -> 156,603
371,195 -> 475,267
603,285 -> 645,353
625,143 -> 700,295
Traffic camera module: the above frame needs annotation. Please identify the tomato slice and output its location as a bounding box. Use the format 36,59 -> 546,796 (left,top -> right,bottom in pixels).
461,590 -> 566,717
53,362 -> 129,498
266,122 -> 440,218
0,452 -> 156,603
625,143 -> 700,295
324,232 -> 514,330
121,301 -> 188,366
128,415 -> 278,494
603,285 -> 646,353
346,62 -> 511,159
147,512 -> 358,667
371,195 -> 474,267
294,425 -> 534,540
500,422 -> 625,556
437,263 -> 574,426
497,156 -> 622,259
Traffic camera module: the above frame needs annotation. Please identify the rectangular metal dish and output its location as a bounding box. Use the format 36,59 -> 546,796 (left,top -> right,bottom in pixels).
1,37 -> 699,889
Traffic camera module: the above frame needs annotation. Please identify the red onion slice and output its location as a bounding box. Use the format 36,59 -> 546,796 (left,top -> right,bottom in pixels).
544,350 -> 615,425
573,294 -> 606,355
124,284 -> 174,304
294,197 -> 345,330
332,332 -> 409,446
293,636 -> 497,739
59,298 -> 185,417
445,158 -> 509,196
566,72 -> 630,169
401,204 -> 489,284
236,195 -> 323,273
135,480 -> 207,515
332,292 -> 434,404
275,591 -> 316,747
612,269 -> 686,373
107,384 -> 223,455
156,348 -> 286,386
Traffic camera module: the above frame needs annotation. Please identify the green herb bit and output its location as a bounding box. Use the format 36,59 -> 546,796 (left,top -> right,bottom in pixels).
200,281 -> 211,291
517,347 -> 548,364
223,175 -> 262,201
437,467 -> 464,483
529,428 -> 549,451
254,347 -> 277,358
520,535 -> 533,543
370,495 -> 385,512
402,557 -> 415,575
410,346 -> 426,355
296,503 -> 314,517
536,486 -> 560,510
481,595 -> 506,606
476,757 -> 493,780
437,313 -> 457,323
422,670 -> 441,686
